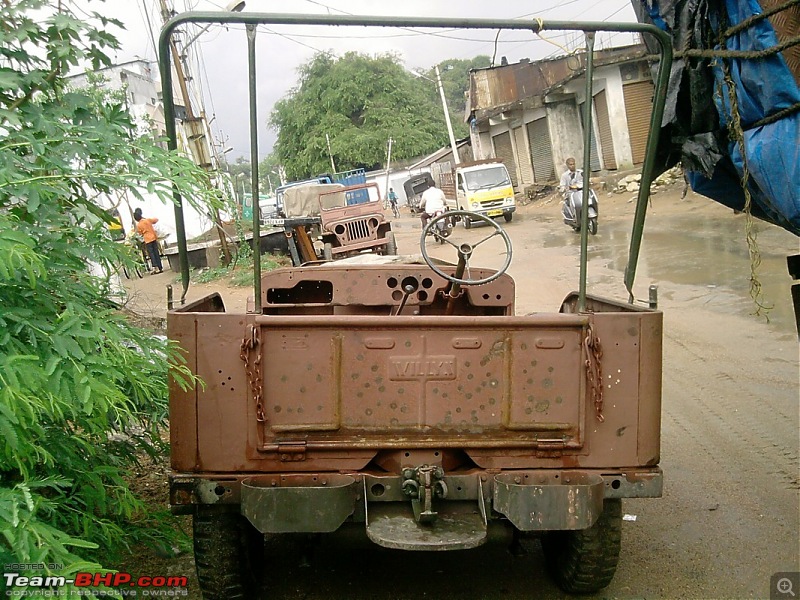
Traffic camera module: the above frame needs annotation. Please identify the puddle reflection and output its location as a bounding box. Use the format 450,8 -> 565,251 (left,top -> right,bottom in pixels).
535,210 -> 797,333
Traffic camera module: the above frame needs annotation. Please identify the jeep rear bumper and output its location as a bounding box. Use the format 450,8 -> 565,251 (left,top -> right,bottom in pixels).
171,467 -> 661,547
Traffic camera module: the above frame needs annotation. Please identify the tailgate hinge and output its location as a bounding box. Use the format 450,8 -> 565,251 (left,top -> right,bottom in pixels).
277,441 -> 307,462
535,438 -> 567,456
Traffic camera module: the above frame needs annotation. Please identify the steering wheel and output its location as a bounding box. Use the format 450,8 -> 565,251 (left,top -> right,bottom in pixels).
420,210 -> 513,286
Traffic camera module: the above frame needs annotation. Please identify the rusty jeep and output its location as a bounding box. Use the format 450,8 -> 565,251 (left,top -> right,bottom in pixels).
160,10 -> 672,600
318,182 -> 397,260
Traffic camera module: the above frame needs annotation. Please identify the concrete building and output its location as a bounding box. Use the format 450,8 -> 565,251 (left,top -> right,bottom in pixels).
466,45 -> 656,193
67,59 -> 215,244
68,59 -> 171,141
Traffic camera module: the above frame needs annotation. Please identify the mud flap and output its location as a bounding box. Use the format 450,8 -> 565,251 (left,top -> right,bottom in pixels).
493,470 -> 604,531
241,474 -> 357,533
365,479 -> 489,551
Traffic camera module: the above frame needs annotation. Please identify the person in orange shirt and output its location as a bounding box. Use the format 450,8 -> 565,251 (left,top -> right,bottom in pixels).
133,208 -> 163,274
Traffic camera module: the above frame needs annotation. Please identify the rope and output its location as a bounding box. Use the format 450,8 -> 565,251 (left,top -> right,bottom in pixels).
750,100 -> 800,128
641,35 -> 799,64
722,0 -> 800,40
718,37 -> 774,320
532,17 -> 579,57
679,34 -> 800,59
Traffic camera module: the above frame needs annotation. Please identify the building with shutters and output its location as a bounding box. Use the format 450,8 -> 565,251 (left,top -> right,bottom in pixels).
466,44 -> 655,192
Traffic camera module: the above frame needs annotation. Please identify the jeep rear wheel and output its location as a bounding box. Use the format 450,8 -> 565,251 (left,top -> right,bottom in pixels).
541,498 -> 622,594
193,507 -> 263,600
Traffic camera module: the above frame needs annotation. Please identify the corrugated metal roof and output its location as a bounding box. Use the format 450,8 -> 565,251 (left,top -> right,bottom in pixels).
469,44 -> 649,121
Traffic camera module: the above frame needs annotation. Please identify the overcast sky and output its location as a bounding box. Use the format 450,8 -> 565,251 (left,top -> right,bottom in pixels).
75,0 -> 639,162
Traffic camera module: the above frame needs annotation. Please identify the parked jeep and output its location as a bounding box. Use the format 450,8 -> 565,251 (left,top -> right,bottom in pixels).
160,9 -> 671,600
318,182 -> 397,260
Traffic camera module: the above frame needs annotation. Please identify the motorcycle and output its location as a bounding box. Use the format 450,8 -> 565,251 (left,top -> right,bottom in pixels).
562,185 -> 599,235
426,208 -> 454,244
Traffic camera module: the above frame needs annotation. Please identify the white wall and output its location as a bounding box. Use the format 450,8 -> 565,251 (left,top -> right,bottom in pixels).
97,189 -> 213,247
601,67 -> 635,169
523,106 -> 547,123
546,99 -> 583,172
365,169 -> 415,205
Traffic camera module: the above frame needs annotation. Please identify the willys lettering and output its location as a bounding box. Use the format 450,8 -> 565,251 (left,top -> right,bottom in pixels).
390,356 -> 456,380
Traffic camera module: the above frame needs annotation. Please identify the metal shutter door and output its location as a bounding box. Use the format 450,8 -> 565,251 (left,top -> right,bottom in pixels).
623,81 -> 654,165
493,131 -> 518,189
526,117 -> 556,183
595,89 -> 617,170
513,126 -> 534,185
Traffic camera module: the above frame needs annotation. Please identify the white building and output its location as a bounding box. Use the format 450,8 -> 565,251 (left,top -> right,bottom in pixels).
467,45 -> 656,192
68,59 -> 214,245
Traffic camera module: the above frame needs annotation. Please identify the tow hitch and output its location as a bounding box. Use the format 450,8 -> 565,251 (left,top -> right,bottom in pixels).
402,464 -> 448,524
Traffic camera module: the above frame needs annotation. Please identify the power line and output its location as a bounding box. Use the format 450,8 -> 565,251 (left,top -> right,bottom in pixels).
302,0 -> 351,15
138,0 -> 159,61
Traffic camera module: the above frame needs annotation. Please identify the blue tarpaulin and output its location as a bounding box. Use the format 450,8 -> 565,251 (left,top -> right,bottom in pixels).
634,0 -> 800,236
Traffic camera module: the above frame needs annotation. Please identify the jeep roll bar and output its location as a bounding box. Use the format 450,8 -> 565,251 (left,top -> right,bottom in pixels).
159,12 -> 672,311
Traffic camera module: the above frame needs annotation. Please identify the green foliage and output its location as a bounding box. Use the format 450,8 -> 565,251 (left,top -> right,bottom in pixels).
270,52 -> 450,180
0,0 -> 215,575
224,155 -> 252,199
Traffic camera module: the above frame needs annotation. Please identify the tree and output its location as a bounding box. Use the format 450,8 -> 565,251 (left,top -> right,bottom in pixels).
222,153 -> 280,201
259,152 -> 282,195
0,0 -> 214,575
270,52 -> 449,180
223,155 -> 252,201
420,56 -> 492,139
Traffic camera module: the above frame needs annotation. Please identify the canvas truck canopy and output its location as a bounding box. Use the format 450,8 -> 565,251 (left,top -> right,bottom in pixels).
282,183 -> 344,218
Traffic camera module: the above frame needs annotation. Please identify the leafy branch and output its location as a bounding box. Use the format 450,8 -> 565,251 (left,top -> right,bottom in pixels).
0,0 -> 210,576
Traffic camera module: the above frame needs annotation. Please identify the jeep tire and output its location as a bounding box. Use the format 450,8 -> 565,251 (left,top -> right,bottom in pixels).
541,498 -> 622,594
193,506 -> 263,600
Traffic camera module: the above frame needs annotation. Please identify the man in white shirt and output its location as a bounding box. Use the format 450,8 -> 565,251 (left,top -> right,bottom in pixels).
420,184 -> 447,228
559,157 -> 583,201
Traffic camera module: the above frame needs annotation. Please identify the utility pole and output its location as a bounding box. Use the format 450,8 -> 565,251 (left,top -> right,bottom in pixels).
158,0 -> 231,264
383,137 -> 393,207
435,64 -> 460,165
